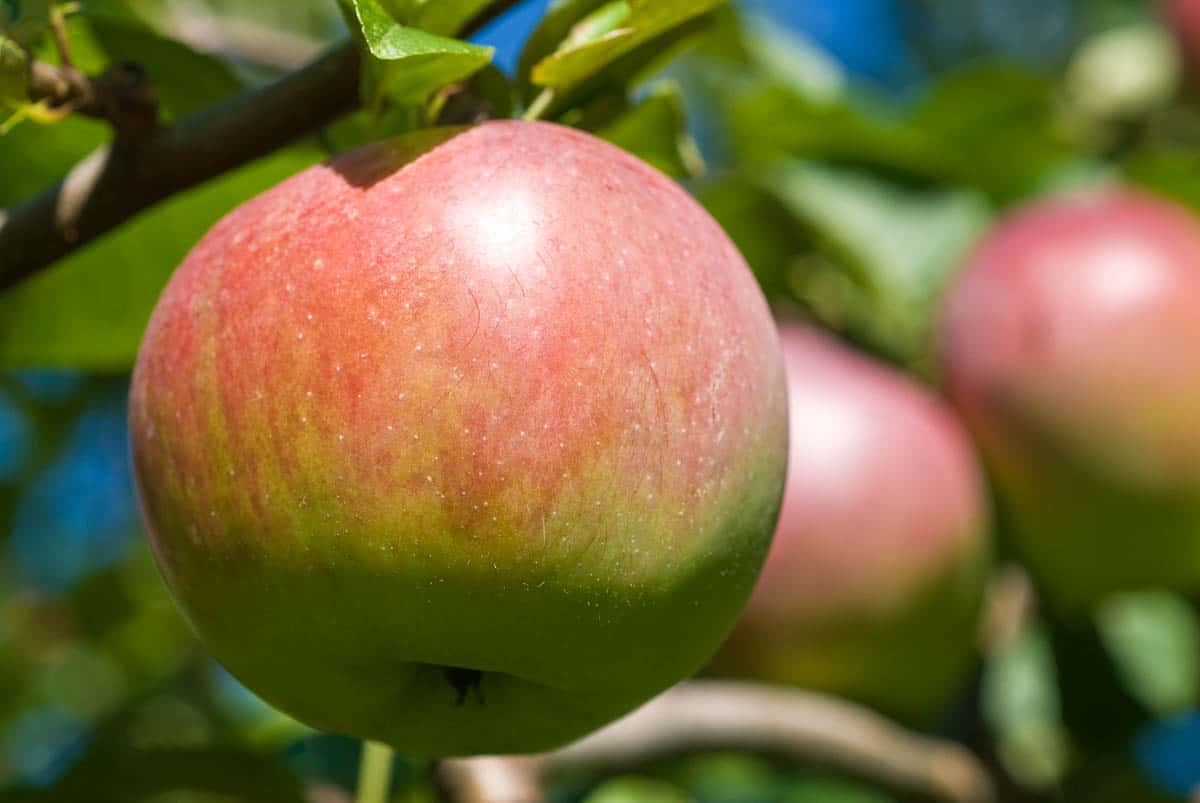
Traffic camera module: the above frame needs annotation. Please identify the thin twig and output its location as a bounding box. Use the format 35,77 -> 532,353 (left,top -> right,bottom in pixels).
438,681 -> 995,803
28,58 -> 159,138
436,757 -> 543,803
0,40 -> 359,291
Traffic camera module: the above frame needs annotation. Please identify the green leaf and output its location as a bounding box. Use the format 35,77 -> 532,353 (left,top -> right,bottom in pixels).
1097,591 -> 1200,716
698,175 -> 810,300
738,12 -> 843,103
720,63 -> 1069,202
516,0 -> 609,94
0,142 -> 325,369
345,0 -> 493,105
0,33 -> 26,105
84,10 -> 243,119
767,160 -> 990,363
410,0 -> 497,36
664,753 -> 780,803
982,624 -> 1071,788
1,0 -> 49,47
596,82 -> 703,178
530,0 -> 723,93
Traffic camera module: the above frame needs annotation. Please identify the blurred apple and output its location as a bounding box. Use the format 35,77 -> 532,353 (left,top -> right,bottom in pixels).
129,121 -> 789,756
710,324 -> 989,721
939,189 -> 1200,612
1163,0 -> 1200,75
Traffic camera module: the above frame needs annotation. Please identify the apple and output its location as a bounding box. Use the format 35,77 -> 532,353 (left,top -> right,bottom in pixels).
1163,0 -> 1200,74
939,189 -> 1200,613
128,121 -> 789,756
709,324 -> 989,722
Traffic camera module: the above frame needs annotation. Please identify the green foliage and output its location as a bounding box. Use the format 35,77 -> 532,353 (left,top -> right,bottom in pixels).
596,82 -> 704,178
982,624 -> 1071,789
342,0 -> 493,121
0,34 -> 26,105
0,141 -> 323,368
584,777 -> 692,803
0,0 -> 49,47
3,0 -> 1200,799
1097,592 -> 1200,716
529,0 -> 722,91
768,161 -> 990,364
523,0 -> 722,117
407,0 -> 497,37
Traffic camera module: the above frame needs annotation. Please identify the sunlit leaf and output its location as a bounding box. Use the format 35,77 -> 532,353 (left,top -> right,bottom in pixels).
344,0 -> 493,105
530,0 -> 723,92
516,0 -> 608,94
767,160 -> 989,362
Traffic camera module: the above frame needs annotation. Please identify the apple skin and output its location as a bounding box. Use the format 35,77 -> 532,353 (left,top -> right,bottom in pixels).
128,121 -> 788,756
1164,0 -> 1200,73
709,325 -> 989,722
939,189 -> 1200,613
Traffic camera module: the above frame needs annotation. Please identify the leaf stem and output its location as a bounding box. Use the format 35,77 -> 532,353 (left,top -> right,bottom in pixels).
356,740 -> 395,803
522,88 -> 555,121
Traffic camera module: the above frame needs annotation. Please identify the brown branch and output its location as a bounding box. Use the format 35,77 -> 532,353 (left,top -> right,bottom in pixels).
0,40 -> 359,292
0,0 -> 533,293
437,681 -> 996,803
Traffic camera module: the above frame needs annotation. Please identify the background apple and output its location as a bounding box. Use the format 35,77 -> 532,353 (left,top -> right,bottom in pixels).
709,324 -> 990,722
128,121 -> 789,757
1163,0 -> 1200,74
939,189 -> 1200,613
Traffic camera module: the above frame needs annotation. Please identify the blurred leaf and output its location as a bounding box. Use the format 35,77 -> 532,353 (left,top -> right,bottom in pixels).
530,0 -> 723,92
584,777 -> 692,803
0,34 -> 26,104
84,11 -> 243,120
698,175 -> 809,299
0,0 -> 49,47
738,12 -> 843,103
49,745 -> 307,802
0,142 -> 325,369
721,63 -> 1070,201
1125,148 -> 1200,212
782,775 -> 893,803
768,160 -> 989,362
516,0 -> 609,94
662,753 -> 780,803
597,82 -> 703,178
345,0 -> 493,105
982,624 -> 1070,788
1097,592 -> 1200,716
771,161 -> 988,298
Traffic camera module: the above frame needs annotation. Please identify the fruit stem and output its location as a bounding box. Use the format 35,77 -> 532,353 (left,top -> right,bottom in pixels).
356,740 -> 395,803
